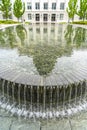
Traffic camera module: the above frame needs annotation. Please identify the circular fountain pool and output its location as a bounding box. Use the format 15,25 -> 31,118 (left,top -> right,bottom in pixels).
0,24 -> 87,118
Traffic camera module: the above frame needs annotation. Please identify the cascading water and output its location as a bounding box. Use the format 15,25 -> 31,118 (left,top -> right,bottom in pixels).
0,78 -> 87,119
0,24 -> 87,119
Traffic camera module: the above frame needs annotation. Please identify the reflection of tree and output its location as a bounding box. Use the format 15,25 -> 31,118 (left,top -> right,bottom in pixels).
0,25 -> 27,48
0,27 -> 17,48
64,25 -> 73,45
15,26 -> 72,75
16,25 -> 27,45
0,30 -> 5,45
73,27 -> 86,47
4,27 -> 17,48
1,24 -> 87,76
19,44 -> 72,75
65,25 -> 87,48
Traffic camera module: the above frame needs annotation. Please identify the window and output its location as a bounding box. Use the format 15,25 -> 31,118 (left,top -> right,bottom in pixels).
28,14 -> 32,20
9,15 -> 12,19
3,15 -> 12,19
27,2 -> 32,10
52,3 -> 56,10
35,14 -> 40,21
35,2 -> 40,10
44,3 -> 48,10
60,3 -> 65,10
43,14 -> 48,21
51,14 -> 56,21
60,14 -> 64,20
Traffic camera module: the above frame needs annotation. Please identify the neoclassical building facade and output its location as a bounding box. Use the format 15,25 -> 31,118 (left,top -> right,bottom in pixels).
0,0 -> 79,23
23,0 -> 69,23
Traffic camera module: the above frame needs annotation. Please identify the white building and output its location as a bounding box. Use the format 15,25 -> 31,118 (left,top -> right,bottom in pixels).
0,0 -> 79,23
22,0 -> 69,23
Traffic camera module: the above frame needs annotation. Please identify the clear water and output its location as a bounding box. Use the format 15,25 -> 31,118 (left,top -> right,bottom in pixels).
0,24 -> 87,76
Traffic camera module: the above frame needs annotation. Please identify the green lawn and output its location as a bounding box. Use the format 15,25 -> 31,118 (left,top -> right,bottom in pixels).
72,21 -> 87,25
1,20 -> 87,25
0,20 -> 19,24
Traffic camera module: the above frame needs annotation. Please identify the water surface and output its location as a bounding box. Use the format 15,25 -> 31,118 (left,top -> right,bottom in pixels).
0,24 -> 87,77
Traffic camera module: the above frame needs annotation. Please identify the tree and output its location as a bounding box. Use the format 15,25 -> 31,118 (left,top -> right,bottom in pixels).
16,25 -> 27,45
0,0 -> 12,20
77,0 -> 87,21
66,0 -> 77,22
73,27 -> 86,47
64,25 -> 73,44
13,0 -> 25,21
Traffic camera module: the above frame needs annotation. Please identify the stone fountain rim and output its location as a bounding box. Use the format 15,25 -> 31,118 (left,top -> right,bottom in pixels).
0,66 -> 87,87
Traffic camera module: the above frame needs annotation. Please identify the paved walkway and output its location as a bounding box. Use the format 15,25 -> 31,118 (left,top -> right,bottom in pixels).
0,108 -> 87,130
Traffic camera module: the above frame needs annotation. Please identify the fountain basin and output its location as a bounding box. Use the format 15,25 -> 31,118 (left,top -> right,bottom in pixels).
0,24 -> 87,118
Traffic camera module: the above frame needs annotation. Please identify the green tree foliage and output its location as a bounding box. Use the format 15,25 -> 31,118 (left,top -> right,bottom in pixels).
77,0 -> 87,21
5,27 -> 18,48
64,25 -> 73,44
0,27 -> 17,48
65,25 -> 87,48
73,27 -> 86,47
13,0 -> 25,21
0,0 -> 12,20
66,0 -> 77,22
16,25 -> 27,45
